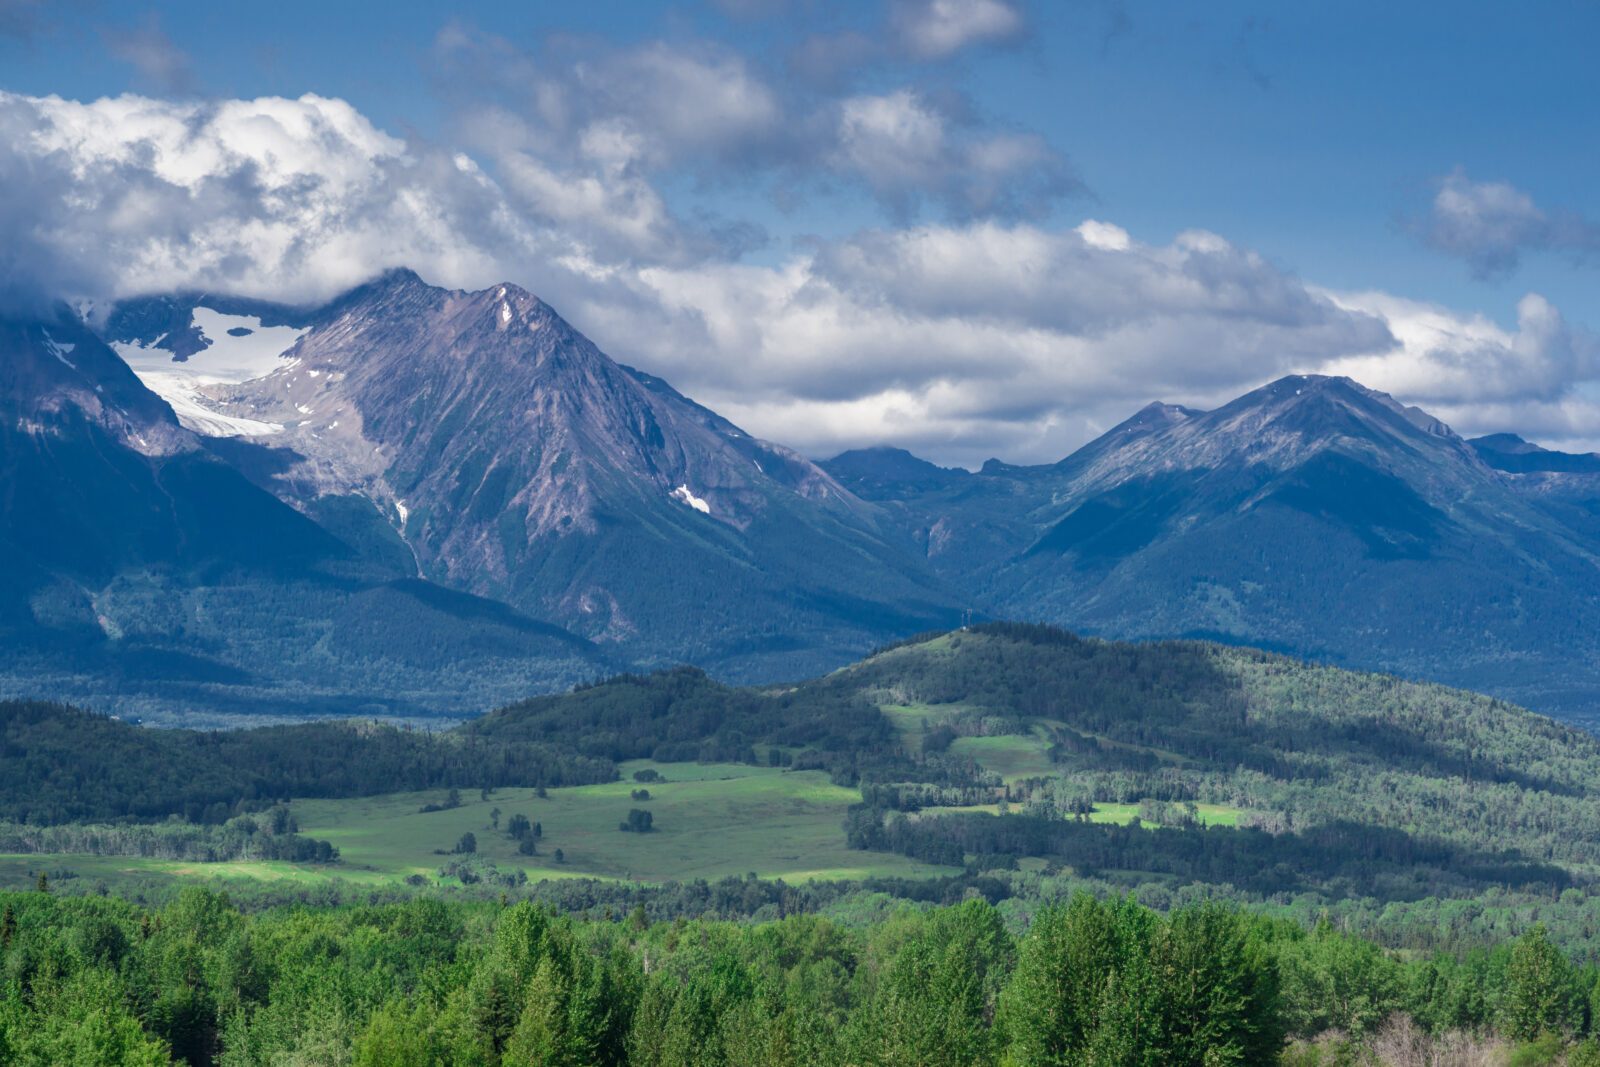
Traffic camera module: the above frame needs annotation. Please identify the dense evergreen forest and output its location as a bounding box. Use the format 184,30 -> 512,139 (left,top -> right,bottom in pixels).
0,701 -> 613,825
7,886 -> 1600,1066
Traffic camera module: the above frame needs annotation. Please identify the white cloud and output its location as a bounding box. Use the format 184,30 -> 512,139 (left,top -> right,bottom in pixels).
435,31 -> 787,174
836,90 -> 947,188
833,90 -> 1074,217
893,0 -> 1027,59
5,89 -> 1597,467
612,222 -> 1400,461
0,91 -> 556,309
1317,289 -> 1600,448
1076,219 -> 1130,251
434,25 -> 1074,231
1419,170 -> 1600,280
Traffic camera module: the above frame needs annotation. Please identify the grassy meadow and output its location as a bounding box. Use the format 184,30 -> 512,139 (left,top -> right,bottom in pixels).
292,759 -> 953,885
0,759 -> 958,892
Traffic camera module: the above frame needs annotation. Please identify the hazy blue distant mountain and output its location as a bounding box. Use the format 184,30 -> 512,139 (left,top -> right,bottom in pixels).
831,376 -> 1600,720
1470,432 -> 1600,474
824,446 -> 971,499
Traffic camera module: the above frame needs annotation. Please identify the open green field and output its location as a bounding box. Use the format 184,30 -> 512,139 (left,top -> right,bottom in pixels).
879,702 -> 973,754
2,761 -> 955,893
0,852 -> 386,889
948,732 -> 1058,782
1084,803 -> 1245,828
294,759 -> 955,885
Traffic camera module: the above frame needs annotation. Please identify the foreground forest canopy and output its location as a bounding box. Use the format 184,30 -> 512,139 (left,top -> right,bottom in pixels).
6,887 -> 1600,1066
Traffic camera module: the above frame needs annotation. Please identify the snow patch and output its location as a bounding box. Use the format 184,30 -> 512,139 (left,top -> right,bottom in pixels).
499,301 -> 512,325
115,309 -> 307,385
112,307 -> 309,438
135,372 -> 285,437
671,485 -> 711,514
42,332 -> 76,369
395,499 -> 409,524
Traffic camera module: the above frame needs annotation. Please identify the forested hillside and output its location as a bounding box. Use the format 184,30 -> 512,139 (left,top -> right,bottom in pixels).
813,624 -> 1600,888
0,701 -> 612,825
465,622 -> 1600,902
10,622 -> 1600,911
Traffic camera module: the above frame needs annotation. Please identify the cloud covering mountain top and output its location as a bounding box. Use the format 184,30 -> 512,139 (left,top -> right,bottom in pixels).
1,82 -> 1597,467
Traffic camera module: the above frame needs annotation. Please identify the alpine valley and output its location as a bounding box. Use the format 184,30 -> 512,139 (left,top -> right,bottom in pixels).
6,269 -> 1600,725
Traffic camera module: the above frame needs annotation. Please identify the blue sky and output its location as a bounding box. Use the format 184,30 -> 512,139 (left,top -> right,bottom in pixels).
2,1 -> 1598,464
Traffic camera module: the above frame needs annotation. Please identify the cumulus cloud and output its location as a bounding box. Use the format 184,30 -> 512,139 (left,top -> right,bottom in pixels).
432,23 -> 1073,236
892,0 -> 1028,59
833,90 -> 1072,217
4,89 -> 1596,466
0,91 -> 530,308
1316,289 -> 1600,448
432,31 -> 792,173
1418,170 -> 1600,280
613,222 -> 1399,462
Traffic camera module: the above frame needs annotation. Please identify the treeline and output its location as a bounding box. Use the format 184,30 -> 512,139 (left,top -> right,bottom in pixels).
0,700 -> 614,825
821,625 -> 1600,888
847,807 -> 1573,900
0,807 -> 339,864
6,888 -> 1600,1065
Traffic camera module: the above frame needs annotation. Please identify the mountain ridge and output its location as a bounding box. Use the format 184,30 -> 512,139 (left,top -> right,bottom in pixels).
104,270 -> 960,680
0,303 -> 610,724
824,373 -> 1600,718
54,268 -> 1600,722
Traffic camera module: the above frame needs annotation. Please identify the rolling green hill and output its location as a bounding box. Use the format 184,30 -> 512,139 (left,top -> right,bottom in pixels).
6,623 -> 1600,909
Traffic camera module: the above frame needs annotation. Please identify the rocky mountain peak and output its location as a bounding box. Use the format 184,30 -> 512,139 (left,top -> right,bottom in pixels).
103,269 -> 953,666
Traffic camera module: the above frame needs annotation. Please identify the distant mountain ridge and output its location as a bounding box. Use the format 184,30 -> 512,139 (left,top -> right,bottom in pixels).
6,269 -> 1593,724
824,375 -> 1600,719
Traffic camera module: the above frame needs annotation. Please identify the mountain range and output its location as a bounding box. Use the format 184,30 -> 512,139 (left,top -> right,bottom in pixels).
827,377 -> 1600,718
5,269 -> 1600,724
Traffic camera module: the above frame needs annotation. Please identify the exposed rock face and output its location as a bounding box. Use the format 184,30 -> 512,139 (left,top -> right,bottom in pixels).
109,271 -> 957,677
0,305 -> 604,723
0,314 -> 189,455
90,266 -> 1600,719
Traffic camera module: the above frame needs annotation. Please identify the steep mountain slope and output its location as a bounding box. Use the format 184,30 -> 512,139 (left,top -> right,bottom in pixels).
827,377 -> 1600,718
109,271 -> 958,678
89,274 -> 1600,716
0,309 -> 604,724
